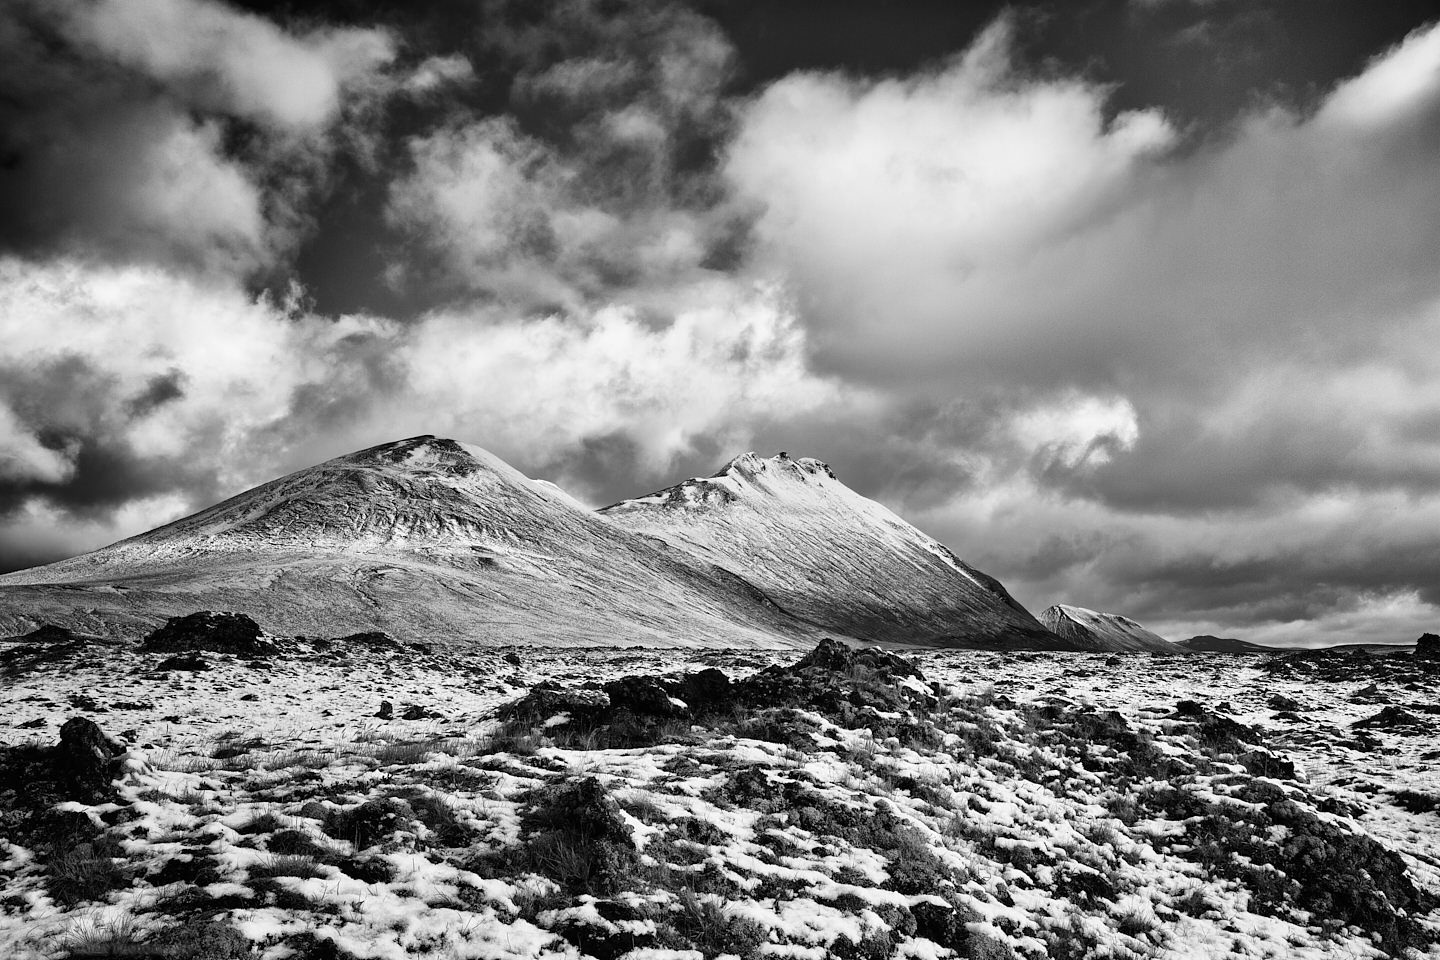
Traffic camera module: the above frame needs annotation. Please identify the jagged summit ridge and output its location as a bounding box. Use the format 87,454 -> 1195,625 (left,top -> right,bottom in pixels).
1039,603 -> 1182,654
616,452 -> 839,510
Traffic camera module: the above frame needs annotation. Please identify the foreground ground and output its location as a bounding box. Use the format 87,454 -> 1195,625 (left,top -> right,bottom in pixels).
1,623 -> 1438,960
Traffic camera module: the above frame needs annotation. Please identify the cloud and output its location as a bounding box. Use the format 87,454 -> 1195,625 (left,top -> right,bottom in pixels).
5,3 -> 1440,647
0,0 -> 397,275
384,0 -> 751,312
0,257 -> 845,568
61,0 -> 394,129
717,17 -> 1440,642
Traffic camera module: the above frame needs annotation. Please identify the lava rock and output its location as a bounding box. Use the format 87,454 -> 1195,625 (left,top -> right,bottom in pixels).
1354,706 -> 1425,731
794,637 -> 924,680
142,612 -> 277,656
603,676 -> 683,718
1417,633 -> 1440,662
156,653 -> 212,672
501,682 -> 610,724
56,717 -> 123,804
663,667 -> 732,711
335,631 -> 404,651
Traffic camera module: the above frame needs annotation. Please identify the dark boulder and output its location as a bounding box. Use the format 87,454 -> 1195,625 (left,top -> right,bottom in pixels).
1417,633 -> 1440,662
794,638 -> 924,680
500,681 -> 610,725
335,631 -> 404,651
1354,706 -> 1425,731
603,676 -> 683,718
142,612 -> 276,656
156,653 -> 212,672
56,717 -> 124,804
664,667 -> 732,711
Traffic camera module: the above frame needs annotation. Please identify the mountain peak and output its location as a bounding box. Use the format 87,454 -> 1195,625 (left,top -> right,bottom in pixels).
602,451 -> 1058,648
1039,603 -> 1182,654
716,451 -> 837,485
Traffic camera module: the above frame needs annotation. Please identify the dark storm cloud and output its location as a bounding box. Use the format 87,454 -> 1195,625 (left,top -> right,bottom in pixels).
124,370 -> 188,419
383,0 -> 757,314
0,0 -> 396,276
0,356 -> 211,524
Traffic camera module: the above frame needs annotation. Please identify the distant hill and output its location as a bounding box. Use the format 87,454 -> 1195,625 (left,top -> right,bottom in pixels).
1177,635 -> 1278,654
1178,635 -> 1419,654
1037,604 -> 1185,654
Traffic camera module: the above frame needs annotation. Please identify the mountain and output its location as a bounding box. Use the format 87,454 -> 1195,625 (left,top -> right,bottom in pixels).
0,437 -> 814,648
599,452 -> 1061,648
1177,635 -> 1278,654
1038,604 -> 1184,654
0,438 -> 1070,651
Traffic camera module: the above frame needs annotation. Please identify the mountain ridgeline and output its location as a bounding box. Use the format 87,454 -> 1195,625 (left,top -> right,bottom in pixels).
1,437 -> 1131,652
1039,604 -> 1182,655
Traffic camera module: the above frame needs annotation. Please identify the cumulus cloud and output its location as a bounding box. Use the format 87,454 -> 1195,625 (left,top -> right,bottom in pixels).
0,0 -> 397,275
0,257 -> 844,566
716,17 -> 1440,642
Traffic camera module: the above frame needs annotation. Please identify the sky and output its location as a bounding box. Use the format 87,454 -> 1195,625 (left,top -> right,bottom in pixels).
3,0 -> 1440,646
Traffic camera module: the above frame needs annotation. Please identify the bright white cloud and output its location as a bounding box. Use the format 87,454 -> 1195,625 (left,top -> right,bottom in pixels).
1011,394 -> 1139,470
0,259 -> 846,549
398,282 -> 840,472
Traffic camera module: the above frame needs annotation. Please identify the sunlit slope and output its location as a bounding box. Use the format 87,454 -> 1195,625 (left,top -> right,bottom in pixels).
1039,603 -> 1185,654
0,438 -> 811,648
602,453 -> 1061,648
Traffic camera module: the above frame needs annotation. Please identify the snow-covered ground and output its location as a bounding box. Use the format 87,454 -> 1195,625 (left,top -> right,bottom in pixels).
2,638 -> 1437,960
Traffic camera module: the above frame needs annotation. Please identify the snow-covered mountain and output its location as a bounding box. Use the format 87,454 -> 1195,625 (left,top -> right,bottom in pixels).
0,437 -> 813,648
1039,603 -> 1185,654
0,438 -> 1071,650
600,452 -> 1060,648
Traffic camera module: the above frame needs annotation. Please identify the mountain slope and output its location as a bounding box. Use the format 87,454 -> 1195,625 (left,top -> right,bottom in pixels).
600,452 -> 1061,648
0,437 -> 813,648
1038,604 -> 1184,654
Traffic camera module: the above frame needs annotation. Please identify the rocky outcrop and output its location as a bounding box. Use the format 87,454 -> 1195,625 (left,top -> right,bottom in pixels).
1416,633 -> 1440,662
141,612 -> 277,656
